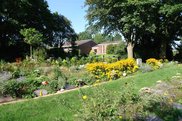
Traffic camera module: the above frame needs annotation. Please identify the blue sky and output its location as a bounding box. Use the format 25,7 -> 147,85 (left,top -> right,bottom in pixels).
46,0 -> 87,34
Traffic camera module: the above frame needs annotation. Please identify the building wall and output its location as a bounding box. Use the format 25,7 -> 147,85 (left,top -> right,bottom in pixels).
92,42 -> 119,55
79,41 -> 97,55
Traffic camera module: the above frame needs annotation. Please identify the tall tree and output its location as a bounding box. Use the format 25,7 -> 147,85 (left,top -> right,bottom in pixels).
93,33 -> 105,44
51,12 -> 77,47
78,31 -> 92,40
0,0 -> 77,60
0,0 -> 52,46
85,0 -> 182,59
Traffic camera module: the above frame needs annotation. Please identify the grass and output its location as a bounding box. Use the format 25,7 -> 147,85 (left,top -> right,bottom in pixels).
0,64 -> 182,121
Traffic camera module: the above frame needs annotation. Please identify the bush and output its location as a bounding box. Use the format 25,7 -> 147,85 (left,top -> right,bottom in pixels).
76,83 -> 145,121
86,58 -> 138,80
106,44 -> 115,54
33,47 -> 47,61
75,79 -> 182,121
70,57 -> 78,65
146,58 -> 162,70
2,78 -> 41,98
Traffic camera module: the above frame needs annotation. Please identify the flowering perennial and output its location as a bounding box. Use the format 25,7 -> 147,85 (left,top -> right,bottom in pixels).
86,59 -> 138,80
146,58 -> 162,69
82,95 -> 88,100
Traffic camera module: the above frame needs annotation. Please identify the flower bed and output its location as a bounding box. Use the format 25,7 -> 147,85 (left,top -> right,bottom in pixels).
86,58 -> 138,80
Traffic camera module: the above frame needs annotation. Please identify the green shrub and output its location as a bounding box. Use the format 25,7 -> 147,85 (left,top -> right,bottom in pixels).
49,80 -> 58,91
33,47 -> 47,61
76,83 -> 145,121
80,73 -> 95,85
106,44 -> 115,54
49,77 -> 65,91
70,57 -> 78,65
2,78 -> 41,98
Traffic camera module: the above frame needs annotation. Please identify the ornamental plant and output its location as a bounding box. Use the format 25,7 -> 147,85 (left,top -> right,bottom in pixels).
86,58 -> 138,80
146,58 -> 162,70
76,83 -> 145,121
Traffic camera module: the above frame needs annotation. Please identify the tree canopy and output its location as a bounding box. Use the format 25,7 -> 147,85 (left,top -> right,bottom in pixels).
85,0 -> 182,59
0,0 -> 77,60
78,31 -> 92,40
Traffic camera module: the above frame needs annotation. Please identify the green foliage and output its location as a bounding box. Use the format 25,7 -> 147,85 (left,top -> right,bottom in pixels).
106,43 -> 126,58
115,43 -> 126,56
93,34 -> 105,44
106,44 -> 115,54
0,64 -> 181,121
20,28 -> 43,45
77,77 -> 182,121
113,33 -> 122,41
0,1 -> 77,61
85,0 -> 182,60
20,28 -> 43,58
51,13 -> 77,47
49,78 -> 65,91
53,67 -> 67,80
77,83 -> 143,121
77,87 -> 119,121
70,57 -> 78,66
89,50 -> 96,57
2,79 -> 41,98
33,47 -> 47,61
78,31 -> 92,40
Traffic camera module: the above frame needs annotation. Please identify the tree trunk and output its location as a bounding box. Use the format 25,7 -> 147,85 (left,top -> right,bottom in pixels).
127,42 -> 134,58
159,40 -> 167,59
30,45 -> 33,59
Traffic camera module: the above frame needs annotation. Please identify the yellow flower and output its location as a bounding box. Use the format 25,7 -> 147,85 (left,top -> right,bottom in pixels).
118,115 -> 122,119
96,80 -> 100,83
86,58 -> 138,80
82,95 -> 87,100
39,90 -> 43,96
146,58 -> 161,69
169,98 -> 173,103
163,92 -> 168,96
93,83 -> 99,87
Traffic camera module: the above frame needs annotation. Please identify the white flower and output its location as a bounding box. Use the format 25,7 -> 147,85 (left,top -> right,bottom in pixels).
123,71 -> 127,77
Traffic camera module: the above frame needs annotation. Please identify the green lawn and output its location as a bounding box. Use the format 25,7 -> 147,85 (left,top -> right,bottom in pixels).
0,64 -> 182,121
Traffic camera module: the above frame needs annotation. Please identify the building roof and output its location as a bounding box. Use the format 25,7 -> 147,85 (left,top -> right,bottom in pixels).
62,39 -> 94,47
76,39 -> 93,46
92,41 -> 121,48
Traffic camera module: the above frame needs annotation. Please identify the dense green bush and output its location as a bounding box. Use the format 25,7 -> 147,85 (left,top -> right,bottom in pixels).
33,47 -> 47,61
49,77 -> 66,91
106,44 -> 115,54
2,79 -> 42,98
